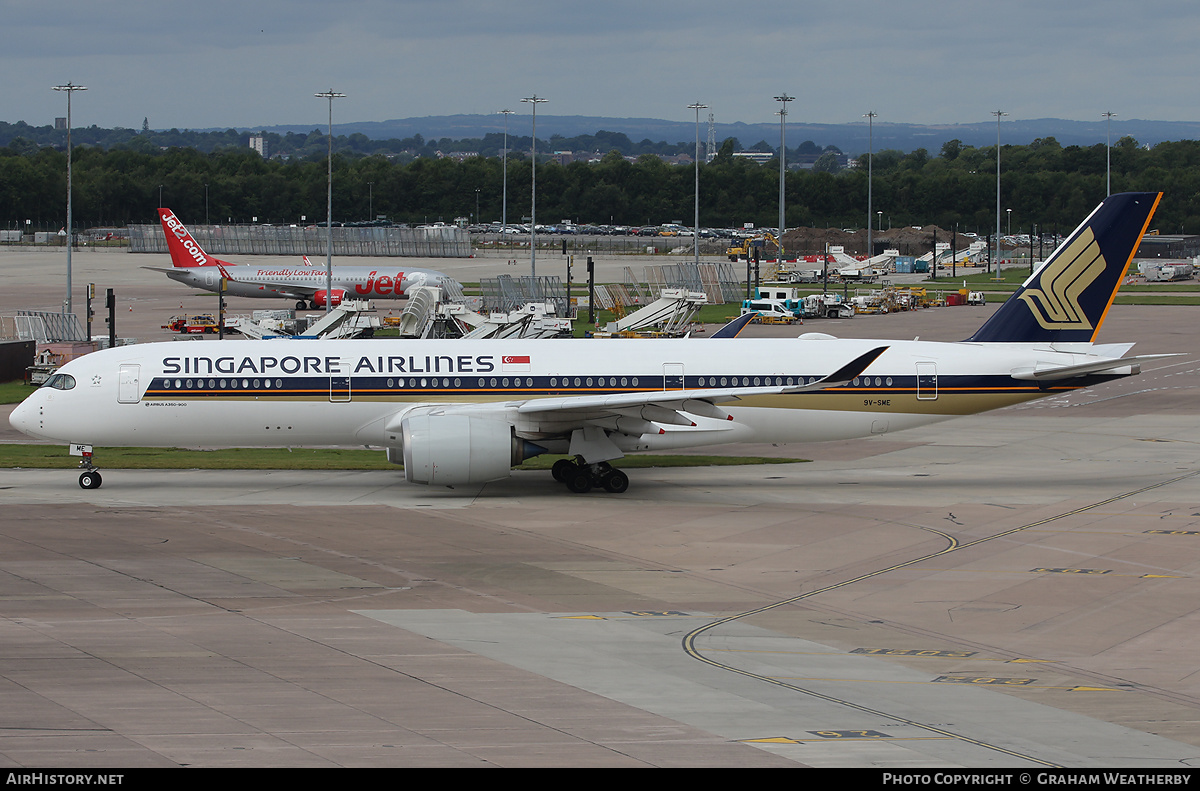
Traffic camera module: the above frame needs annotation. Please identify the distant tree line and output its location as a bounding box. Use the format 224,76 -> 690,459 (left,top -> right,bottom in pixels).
0,121 -> 722,162
2,128 -> 1199,235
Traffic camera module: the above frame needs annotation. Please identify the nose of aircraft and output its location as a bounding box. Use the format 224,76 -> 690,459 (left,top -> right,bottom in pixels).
8,394 -> 37,438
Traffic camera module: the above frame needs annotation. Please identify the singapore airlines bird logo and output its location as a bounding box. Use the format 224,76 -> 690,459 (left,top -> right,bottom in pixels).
1019,227 -> 1106,330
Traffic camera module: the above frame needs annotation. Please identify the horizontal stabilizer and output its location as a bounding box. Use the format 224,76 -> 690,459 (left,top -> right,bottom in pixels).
1010,353 -> 1182,382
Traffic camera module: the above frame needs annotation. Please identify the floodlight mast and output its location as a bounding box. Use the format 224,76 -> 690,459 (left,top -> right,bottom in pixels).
1103,111 -> 1116,197
864,111 -> 876,260
53,82 -> 87,318
499,109 -> 515,233
688,102 -> 708,266
774,93 -> 794,262
521,95 -> 547,278
992,109 -> 1007,280
315,89 -> 346,313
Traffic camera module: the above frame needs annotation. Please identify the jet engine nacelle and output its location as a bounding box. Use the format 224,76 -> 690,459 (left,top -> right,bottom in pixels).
396,414 -> 544,486
313,289 -> 346,307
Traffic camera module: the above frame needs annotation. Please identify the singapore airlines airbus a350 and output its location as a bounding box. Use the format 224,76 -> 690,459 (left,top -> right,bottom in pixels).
11,192 -> 1169,494
149,208 -> 457,309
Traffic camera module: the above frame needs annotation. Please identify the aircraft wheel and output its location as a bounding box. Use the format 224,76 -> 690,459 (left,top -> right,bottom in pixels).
552,458 -> 577,483
79,470 -> 102,490
601,469 -> 629,494
565,470 -> 593,494
296,300 -> 308,310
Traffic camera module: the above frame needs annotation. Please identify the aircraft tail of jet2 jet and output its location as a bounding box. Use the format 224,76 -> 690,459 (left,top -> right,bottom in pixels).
158,208 -> 229,269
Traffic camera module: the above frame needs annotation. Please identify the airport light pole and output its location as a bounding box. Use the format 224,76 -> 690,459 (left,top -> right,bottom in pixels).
53,82 -> 86,319
522,95 -> 547,279
864,111 -> 876,259
688,101 -> 707,266
1103,111 -> 1116,197
774,93 -> 794,262
499,109 -> 515,235
992,109 -> 1007,280
315,89 -> 346,313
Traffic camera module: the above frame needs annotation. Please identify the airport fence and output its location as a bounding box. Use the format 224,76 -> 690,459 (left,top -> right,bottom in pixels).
642,262 -> 743,305
0,311 -> 87,343
472,234 -> 724,257
128,223 -> 472,258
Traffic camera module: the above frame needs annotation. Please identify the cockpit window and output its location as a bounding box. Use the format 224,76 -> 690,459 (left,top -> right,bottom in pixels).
40,374 -> 76,390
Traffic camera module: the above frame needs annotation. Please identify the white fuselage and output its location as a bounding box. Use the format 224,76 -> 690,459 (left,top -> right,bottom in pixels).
9,336 -> 1114,455
167,264 -> 447,301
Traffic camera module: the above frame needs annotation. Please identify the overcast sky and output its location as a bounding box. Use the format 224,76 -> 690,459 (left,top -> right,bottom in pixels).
9,0 -> 1200,134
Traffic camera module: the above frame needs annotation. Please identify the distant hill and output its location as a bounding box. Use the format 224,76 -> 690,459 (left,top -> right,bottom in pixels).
250,115 -> 1200,155
7,114 -> 1199,159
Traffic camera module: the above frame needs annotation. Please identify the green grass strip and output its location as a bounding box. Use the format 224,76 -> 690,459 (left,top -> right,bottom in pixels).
0,445 -> 807,471
1,380 -> 35,405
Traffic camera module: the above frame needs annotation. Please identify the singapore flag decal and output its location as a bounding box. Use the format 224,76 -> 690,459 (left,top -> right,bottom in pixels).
502,354 -> 531,372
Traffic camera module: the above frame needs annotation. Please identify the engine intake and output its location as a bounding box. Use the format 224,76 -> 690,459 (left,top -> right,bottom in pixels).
398,414 -> 544,486
313,289 -> 346,307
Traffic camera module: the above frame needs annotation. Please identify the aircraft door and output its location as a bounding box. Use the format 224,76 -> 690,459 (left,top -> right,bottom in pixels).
329,357 -> 352,402
916,362 -> 938,400
663,362 -> 685,390
117,364 -> 141,403
330,375 -> 351,402
204,269 -> 217,288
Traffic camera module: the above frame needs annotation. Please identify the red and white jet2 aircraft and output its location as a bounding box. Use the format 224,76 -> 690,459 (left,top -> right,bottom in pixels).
148,208 -> 457,309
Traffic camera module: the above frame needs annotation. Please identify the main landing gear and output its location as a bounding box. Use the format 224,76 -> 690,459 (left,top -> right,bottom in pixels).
551,457 -> 629,494
77,448 -> 102,490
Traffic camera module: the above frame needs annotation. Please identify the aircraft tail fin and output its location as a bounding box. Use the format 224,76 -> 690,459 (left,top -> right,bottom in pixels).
966,192 -> 1161,344
158,208 -> 224,268
711,312 -> 756,338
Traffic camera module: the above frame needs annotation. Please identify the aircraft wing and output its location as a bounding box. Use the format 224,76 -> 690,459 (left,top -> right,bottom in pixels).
256,284 -> 318,298
142,264 -> 317,298
220,267 -> 320,299
514,346 -> 888,425
379,345 -> 888,468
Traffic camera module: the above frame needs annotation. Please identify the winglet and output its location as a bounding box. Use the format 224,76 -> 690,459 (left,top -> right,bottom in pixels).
967,192 -> 1161,343
822,346 -> 889,385
711,312 -> 756,338
781,346 -> 889,393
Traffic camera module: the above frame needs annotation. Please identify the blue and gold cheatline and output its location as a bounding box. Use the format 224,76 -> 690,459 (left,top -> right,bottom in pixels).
967,192 -> 1161,344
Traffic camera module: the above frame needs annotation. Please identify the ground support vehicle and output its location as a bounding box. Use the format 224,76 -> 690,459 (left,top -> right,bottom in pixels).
740,298 -> 806,324
802,294 -> 854,319
162,314 -> 222,334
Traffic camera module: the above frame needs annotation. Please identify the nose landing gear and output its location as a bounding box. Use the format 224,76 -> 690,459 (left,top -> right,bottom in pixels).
76,447 -> 102,489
